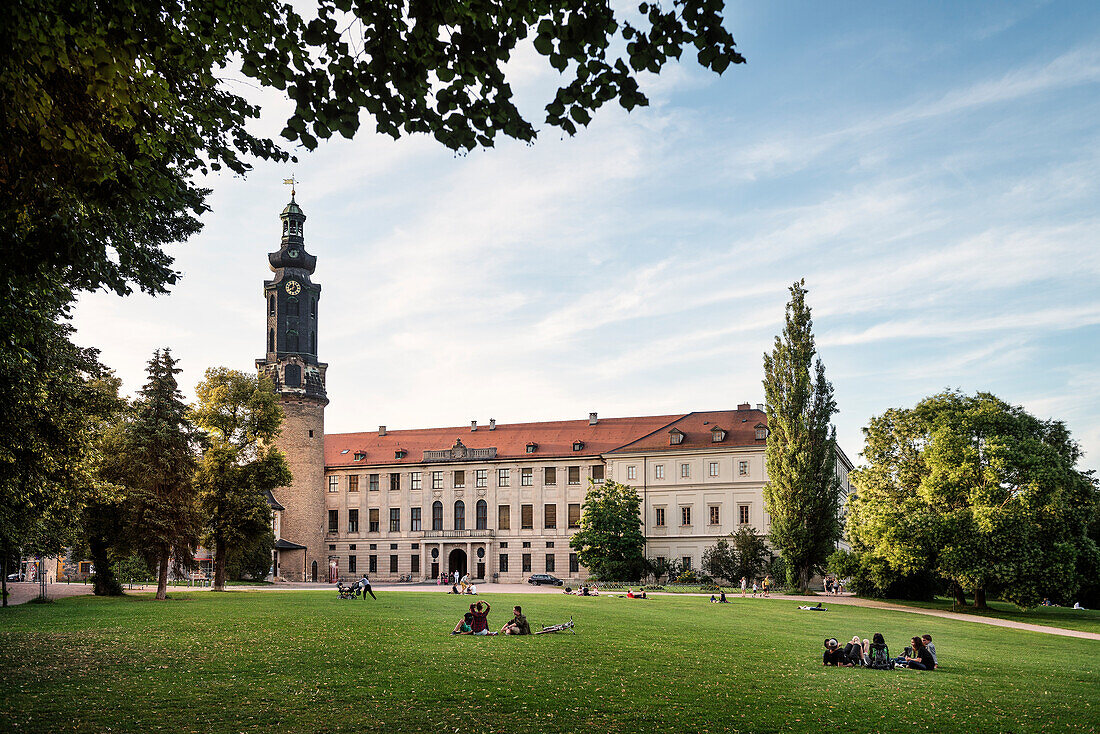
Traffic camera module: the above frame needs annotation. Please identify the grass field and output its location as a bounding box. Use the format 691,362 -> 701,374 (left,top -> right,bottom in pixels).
883,596 -> 1100,634
1,590 -> 1097,733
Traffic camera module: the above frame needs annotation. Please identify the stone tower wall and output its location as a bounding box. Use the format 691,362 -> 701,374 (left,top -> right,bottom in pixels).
273,397 -> 327,581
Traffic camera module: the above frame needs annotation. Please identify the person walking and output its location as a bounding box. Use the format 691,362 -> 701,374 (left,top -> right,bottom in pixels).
358,573 -> 376,600
740,576 -> 747,596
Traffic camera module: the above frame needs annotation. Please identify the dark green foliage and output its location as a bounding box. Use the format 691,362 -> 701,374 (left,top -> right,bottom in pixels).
647,556 -> 680,583
847,390 -> 1100,609
701,538 -> 737,583
569,480 -> 647,581
762,280 -> 842,592
702,527 -> 771,583
192,369 -> 290,591
226,531 -> 274,582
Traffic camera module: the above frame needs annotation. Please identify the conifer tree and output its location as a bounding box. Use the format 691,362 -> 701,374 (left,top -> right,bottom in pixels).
192,368 -> 289,592
762,280 -> 842,593
118,349 -> 200,600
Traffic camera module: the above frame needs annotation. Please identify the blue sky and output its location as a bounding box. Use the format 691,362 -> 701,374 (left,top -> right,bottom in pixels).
73,1 -> 1100,471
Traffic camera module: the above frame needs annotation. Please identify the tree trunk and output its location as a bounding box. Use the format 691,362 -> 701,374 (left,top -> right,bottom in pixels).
213,536 -> 227,592
156,546 -> 170,600
974,587 -> 988,610
88,535 -> 122,596
2,553 -> 8,608
951,581 -> 967,607
799,564 -> 811,594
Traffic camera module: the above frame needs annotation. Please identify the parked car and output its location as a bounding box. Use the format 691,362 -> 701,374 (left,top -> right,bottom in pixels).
6,571 -> 26,582
527,574 -> 563,586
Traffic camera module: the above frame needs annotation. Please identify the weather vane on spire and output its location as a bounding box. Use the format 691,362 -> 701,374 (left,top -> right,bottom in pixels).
282,176 -> 298,198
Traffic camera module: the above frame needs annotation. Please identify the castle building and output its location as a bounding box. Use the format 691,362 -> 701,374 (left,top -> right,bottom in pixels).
259,196 -> 853,583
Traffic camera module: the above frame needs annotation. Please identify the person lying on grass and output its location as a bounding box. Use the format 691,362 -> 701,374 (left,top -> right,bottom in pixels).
452,612 -> 474,635
469,601 -> 496,636
500,605 -> 532,635
626,589 -> 647,599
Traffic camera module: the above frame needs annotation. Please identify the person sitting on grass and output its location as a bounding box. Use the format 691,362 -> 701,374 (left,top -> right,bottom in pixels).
469,601 -> 496,636
501,605 -> 532,635
452,612 -> 474,635
921,634 -> 937,668
904,636 -> 935,670
823,638 -> 847,666
843,636 -> 866,666
710,594 -> 718,603
867,633 -> 892,669
719,591 -> 728,603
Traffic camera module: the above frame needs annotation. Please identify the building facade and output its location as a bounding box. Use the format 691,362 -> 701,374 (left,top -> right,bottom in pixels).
258,197 -> 853,583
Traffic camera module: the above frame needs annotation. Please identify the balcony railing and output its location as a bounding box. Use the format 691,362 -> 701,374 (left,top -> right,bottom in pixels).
422,529 -> 495,539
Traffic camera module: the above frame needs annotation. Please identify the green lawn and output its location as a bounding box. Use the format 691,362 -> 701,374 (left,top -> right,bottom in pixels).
883,596 -> 1100,634
1,591 -> 1097,733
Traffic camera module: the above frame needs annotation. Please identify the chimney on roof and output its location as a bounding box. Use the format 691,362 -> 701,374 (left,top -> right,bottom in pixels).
379,425 -> 386,436
471,420 -> 477,432
756,403 -> 764,411
738,402 -> 751,410
589,412 -> 598,425
489,419 -> 496,430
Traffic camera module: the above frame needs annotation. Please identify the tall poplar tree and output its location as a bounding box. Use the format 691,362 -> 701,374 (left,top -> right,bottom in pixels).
762,280 -> 842,593
192,368 -> 289,592
121,349 -> 200,600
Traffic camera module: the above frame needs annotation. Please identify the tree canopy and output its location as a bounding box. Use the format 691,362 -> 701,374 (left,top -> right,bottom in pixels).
569,480 -> 647,581
761,280 -> 842,593
846,390 -> 1100,609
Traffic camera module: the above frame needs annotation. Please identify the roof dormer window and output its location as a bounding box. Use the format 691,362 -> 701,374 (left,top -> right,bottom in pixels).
754,423 -> 767,441
669,428 -> 684,445
572,441 -> 585,451
711,426 -> 727,442
395,449 -> 407,459
354,452 -> 366,461
526,442 -> 538,454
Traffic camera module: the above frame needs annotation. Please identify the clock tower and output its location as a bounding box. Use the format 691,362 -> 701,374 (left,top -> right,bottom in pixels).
256,192 -> 328,582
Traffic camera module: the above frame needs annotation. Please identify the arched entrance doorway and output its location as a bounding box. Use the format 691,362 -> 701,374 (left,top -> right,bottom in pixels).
448,549 -> 467,578
311,560 -> 318,582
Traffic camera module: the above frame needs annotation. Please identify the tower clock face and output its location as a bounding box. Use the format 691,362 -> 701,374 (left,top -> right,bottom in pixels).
285,281 -> 301,295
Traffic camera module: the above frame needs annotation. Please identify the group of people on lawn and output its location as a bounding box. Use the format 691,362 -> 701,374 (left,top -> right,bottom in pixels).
823,633 -> 937,670
452,601 -> 531,636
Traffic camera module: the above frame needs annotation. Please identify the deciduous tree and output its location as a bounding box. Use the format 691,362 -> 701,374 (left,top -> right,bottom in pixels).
192,369 -> 290,592
762,280 -> 842,593
569,480 -> 647,581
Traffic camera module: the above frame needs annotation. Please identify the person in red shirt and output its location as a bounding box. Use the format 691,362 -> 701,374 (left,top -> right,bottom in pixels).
469,601 -> 496,636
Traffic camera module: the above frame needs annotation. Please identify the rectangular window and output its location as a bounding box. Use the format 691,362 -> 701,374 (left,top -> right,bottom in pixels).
709,462 -> 719,477
569,553 -> 579,573
369,555 -> 377,573
432,471 -> 443,489
681,463 -> 690,478
709,505 -> 720,525
592,464 -> 604,483
522,553 -> 532,573
546,554 -> 555,573
682,556 -> 692,570
568,503 -> 581,529
681,506 -> 692,526
348,475 -> 359,492
655,507 -> 666,527
739,460 -> 749,476
79,561 -> 92,574
348,555 -> 357,574
369,508 -> 379,533
521,504 -> 534,529
627,465 -> 637,481
544,467 -> 557,485
369,473 -> 379,492
454,470 -> 465,488
567,466 -> 580,485
348,508 -> 359,533
389,508 -> 400,532
521,468 -> 533,486
390,473 -> 400,491
522,541 -> 531,548
476,469 -> 487,488
499,554 -> 509,573
498,505 -> 510,530
655,464 -> 665,479
390,555 -> 398,573
328,509 -> 338,532
739,504 -> 750,525
498,468 -> 510,487
544,504 -> 557,529
411,507 -> 422,531
328,476 -> 338,493
411,555 -> 420,574
410,472 -> 421,490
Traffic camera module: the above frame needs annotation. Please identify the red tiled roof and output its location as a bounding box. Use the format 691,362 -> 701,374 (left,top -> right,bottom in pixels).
606,409 -> 768,453
325,414 -> 686,468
